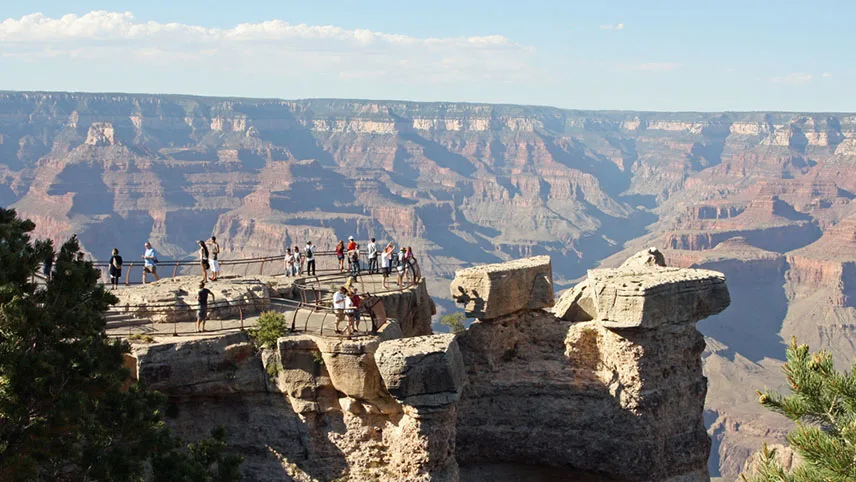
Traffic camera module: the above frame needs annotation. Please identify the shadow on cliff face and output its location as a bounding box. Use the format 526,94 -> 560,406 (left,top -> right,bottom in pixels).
696,260 -> 789,363
48,161 -> 115,216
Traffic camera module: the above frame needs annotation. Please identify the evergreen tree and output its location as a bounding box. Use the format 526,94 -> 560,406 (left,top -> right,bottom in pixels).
0,208 -> 241,481
743,338 -> 856,482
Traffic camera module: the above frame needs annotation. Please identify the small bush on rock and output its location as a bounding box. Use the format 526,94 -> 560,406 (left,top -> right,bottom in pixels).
439,312 -> 467,334
249,311 -> 288,348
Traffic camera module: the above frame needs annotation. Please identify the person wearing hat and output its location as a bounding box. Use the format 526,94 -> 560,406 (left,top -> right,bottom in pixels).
304,241 -> 316,276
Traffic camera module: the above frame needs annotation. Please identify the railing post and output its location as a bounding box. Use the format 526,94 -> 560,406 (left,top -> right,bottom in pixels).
172,261 -> 179,278
259,260 -> 265,276
239,306 -> 244,330
125,262 -> 133,286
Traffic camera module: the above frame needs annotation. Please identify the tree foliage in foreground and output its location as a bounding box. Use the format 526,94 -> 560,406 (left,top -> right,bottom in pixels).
742,338 -> 856,482
0,208 -> 242,481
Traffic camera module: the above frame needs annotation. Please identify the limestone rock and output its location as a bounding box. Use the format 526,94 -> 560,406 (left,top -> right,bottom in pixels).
112,275 -> 271,323
314,337 -> 401,414
85,122 -> 116,146
275,335 -> 339,415
132,331 -> 265,395
620,247 -> 667,269
552,278 -> 596,321
375,334 -> 465,408
450,255 -> 554,320
587,266 -> 730,328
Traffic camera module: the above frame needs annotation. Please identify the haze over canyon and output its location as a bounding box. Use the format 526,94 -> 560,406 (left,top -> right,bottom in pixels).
2,91 -> 856,478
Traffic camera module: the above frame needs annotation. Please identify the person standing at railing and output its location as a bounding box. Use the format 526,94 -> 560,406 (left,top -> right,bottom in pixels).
335,239 -> 345,273
142,242 -> 160,284
396,247 -> 407,288
304,241 -> 316,276
381,242 -> 394,289
367,237 -> 378,274
196,280 -> 215,333
294,246 -> 303,275
198,240 -> 210,282
285,249 -> 295,277
350,244 -> 361,276
209,236 -> 221,281
404,246 -> 415,284
108,248 -> 123,290
346,236 -> 357,272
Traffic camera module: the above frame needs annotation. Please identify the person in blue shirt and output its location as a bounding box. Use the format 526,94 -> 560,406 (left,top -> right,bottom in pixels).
142,242 -> 160,284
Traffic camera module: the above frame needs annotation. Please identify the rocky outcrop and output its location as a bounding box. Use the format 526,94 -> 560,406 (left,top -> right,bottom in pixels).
112,275 -> 271,323
125,251 -> 729,481
454,250 -> 728,481
450,256 -> 554,320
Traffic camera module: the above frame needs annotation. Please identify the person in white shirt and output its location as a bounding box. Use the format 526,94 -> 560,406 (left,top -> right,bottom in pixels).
142,242 -> 160,284
367,238 -> 378,274
284,250 -> 295,277
381,244 -> 392,289
333,286 -> 347,333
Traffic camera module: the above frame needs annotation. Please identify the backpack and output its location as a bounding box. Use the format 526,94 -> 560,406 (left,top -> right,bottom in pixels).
305,246 -> 314,260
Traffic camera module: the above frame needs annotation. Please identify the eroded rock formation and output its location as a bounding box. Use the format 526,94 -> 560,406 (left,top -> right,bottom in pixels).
128,250 -> 728,481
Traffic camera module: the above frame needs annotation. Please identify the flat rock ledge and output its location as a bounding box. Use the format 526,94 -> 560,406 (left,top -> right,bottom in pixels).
554,248 -> 730,328
450,255 -> 554,320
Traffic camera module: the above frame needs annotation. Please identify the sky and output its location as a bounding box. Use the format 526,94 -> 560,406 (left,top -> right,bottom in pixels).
0,1 -> 853,112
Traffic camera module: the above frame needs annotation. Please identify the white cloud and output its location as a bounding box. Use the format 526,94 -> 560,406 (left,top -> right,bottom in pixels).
822,72 -> 833,78
771,73 -> 813,85
0,11 -> 536,85
619,62 -> 680,72
600,23 -> 625,30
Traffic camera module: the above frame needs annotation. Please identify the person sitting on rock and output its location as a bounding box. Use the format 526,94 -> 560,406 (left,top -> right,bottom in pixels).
142,242 -> 160,284
333,286 -> 348,334
196,280 -> 215,333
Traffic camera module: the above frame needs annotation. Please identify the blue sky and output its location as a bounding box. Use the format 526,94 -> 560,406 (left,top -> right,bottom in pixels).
1,1 -> 853,112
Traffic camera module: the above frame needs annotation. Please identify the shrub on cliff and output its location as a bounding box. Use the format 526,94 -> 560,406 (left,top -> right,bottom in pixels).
439,312 -> 467,334
743,338 -> 856,481
0,208 -> 242,481
248,310 -> 288,348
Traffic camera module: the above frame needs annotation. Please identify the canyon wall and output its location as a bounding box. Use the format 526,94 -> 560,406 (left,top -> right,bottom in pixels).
129,252 -> 728,481
3,92 -> 856,476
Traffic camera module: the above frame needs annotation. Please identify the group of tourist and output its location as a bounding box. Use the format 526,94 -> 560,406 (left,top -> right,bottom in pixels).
102,237 -> 223,330
284,241 -> 316,277
309,236 -> 417,289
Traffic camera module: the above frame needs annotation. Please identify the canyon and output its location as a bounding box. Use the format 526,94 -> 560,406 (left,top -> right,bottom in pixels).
2,91 -> 856,478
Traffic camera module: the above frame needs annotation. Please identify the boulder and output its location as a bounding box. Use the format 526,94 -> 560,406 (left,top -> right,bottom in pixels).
112,275 -> 270,323
588,266 -> 730,328
375,334 -> 465,408
314,337 -> 400,414
552,278 -> 596,321
275,335 -> 338,414
620,247 -> 667,269
132,331 -> 265,395
450,255 -> 554,320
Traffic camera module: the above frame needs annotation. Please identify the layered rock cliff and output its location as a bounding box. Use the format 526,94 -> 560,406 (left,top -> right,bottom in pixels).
3,92 -> 856,476
127,251 -> 729,481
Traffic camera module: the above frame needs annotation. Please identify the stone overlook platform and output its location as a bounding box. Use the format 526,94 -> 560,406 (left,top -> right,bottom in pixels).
122,248 -> 729,482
